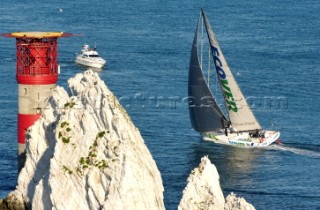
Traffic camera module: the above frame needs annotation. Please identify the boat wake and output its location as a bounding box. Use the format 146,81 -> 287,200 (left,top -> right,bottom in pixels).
267,143 -> 320,157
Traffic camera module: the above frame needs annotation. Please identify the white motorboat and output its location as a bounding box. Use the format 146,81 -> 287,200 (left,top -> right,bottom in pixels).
75,44 -> 106,68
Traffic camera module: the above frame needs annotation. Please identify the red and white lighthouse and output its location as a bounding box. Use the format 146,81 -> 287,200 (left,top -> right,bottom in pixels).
2,32 -> 71,172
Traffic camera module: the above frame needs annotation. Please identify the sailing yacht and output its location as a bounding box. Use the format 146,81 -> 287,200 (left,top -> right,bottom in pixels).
188,9 -> 280,147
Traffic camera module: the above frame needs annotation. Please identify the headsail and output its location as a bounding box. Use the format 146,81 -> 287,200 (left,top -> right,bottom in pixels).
188,15 -> 228,132
201,9 -> 261,132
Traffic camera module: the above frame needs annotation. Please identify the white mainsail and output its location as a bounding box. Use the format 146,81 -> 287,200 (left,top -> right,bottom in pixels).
201,10 -> 261,132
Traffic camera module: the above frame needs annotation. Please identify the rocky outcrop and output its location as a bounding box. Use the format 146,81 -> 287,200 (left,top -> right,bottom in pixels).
178,156 -> 255,210
225,193 -> 255,210
9,70 -> 165,210
0,192 -> 26,210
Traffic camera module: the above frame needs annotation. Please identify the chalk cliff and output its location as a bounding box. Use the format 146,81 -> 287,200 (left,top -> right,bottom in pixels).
178,156 -> 255,210
11,70 -> 165,210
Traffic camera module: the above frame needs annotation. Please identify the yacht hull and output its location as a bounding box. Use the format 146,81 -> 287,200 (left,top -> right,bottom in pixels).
201,130 -> 280,148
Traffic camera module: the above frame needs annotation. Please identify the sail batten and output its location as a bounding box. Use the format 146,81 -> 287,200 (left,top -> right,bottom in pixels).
201,10 -> 261,132
188,15 -> 227,132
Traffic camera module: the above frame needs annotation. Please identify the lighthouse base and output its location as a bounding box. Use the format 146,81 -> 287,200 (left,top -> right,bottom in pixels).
18,143 -> 26,172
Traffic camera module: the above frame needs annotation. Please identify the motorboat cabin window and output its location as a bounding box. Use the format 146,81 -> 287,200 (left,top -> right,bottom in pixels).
89,55 -> 100,58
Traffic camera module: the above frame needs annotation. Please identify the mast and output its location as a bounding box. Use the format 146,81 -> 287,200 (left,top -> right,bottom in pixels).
208,44 -> 210,84
200,17 -> 204,68
201,9 -> 261,132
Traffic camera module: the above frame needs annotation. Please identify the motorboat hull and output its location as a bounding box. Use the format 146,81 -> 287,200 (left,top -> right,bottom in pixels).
75,57 -> 106,68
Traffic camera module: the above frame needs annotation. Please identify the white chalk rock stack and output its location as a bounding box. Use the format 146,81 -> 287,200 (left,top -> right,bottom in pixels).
224,193 -> 256,210
13,70 -> 165,210
178,156 -> 225,210
178,156 -> 255,210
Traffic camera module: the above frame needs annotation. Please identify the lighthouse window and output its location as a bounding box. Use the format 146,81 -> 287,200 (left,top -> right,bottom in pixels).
24,88 -> 27,95
36,108 -> 41,114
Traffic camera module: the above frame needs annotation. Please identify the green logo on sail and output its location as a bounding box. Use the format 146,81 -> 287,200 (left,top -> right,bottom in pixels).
211,46 -> 238,112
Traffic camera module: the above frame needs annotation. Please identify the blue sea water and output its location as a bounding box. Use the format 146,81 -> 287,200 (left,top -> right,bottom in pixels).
0,0 -> 319,209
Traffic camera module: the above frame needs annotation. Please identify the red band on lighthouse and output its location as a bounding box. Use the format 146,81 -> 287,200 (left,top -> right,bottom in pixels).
18,114 -> 41,144
16,75 -> 58,85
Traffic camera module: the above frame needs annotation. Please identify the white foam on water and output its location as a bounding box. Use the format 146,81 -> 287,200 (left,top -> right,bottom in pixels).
267,144 -> 320,157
